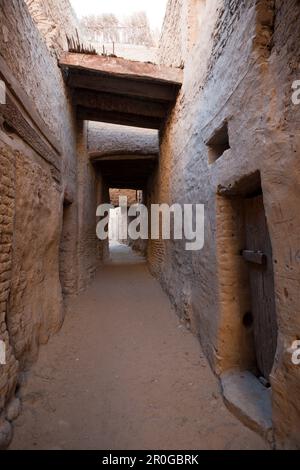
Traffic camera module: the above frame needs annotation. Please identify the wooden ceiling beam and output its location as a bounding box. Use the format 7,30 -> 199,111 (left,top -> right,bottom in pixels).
78,106 -> 162,130
74,89 -> 168,119
68,73 -> 177,102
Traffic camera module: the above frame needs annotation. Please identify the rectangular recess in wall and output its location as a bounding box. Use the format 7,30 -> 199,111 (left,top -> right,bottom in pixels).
207,121 -> 230,164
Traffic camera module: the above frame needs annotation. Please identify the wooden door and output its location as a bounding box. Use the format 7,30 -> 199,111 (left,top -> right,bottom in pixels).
243,195 -> 278,380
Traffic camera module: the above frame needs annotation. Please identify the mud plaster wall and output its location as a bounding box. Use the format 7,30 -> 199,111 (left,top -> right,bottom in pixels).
0,0 -> 80,440
158,0 -> 208,68
88,122 -> 159,158
88,124 -> 159,258
24,0 -> 82,55
76,121 -> 109,292
154,0 -> 300,448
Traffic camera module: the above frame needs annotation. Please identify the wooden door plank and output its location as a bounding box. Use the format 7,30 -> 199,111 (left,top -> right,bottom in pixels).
244,195 -> 278,379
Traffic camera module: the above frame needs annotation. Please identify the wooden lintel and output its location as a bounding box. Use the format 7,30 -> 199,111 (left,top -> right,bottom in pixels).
78,106 -> 162,130
90,154 -> 158,162
104,180 -> 147,190
69,73 -> 177,102
59,52 -> 183,85
74,89 -> 168,119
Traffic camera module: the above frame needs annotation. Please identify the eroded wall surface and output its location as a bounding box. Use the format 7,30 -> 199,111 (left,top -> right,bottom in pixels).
88,124 -> 159,259
24,0 -> 82,54
0,0 -> 81,446
153,0 -> 300,448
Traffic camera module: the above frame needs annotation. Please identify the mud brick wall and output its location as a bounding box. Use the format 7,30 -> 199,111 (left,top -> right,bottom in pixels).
0,0 -> 80,446
155,0 -> 300,448
0,144 -> 18,445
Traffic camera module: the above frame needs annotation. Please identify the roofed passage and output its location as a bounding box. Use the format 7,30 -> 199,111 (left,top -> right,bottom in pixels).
59,53 -> 183,129
93,154 -> 157,189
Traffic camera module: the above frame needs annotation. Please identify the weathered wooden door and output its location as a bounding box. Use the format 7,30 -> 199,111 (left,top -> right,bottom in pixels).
243,195 -> 278,380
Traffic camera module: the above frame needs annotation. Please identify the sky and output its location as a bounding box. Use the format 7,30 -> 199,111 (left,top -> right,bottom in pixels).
70,0 -> 168,30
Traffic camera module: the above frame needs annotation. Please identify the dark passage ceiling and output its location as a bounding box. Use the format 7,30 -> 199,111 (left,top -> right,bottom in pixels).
92,154 -> 157,190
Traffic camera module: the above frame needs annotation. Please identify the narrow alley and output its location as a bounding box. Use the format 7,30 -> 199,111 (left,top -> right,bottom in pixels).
10,244 -> 267,450
1,0 -> 300,453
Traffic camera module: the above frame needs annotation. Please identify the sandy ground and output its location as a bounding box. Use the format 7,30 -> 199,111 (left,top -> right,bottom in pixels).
10,243 -> 269,450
